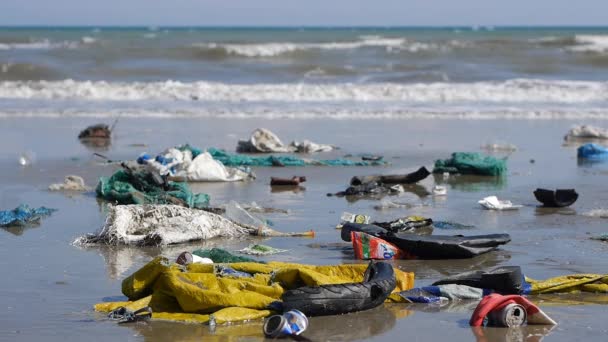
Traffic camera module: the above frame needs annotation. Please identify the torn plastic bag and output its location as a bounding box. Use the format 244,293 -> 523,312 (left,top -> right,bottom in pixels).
281,261 -> 397,316
350,167 -> 430,186
96,169 -> 210,209
49,175 -> 90,191
372,216 -> 433,233
577,143 -> 608,161
73,204 -> 302,246
0,204 -> 57,226
433,152 -> 507,176
479,196 -> 522,210
139,148 -> 253,182
193,248 -> 259,263
565,125 -> 608,140
432,266 -> 524,294
236,128 -> 336,153
533,188 -> 578,208
94,257 -> 414,324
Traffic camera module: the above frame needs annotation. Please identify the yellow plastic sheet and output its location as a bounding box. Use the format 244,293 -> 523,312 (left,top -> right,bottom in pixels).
527,274 -> 608,294
96,257 -> 415,324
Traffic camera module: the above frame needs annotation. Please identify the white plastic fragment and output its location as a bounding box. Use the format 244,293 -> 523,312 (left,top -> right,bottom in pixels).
478,196 -> 522,210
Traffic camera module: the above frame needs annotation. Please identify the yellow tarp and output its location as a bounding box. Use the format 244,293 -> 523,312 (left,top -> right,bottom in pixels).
95,257 -> 415,324
527,274 -> 608,294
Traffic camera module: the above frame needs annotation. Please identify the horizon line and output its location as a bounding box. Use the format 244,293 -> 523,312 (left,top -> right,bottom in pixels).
1,24 -> 608,29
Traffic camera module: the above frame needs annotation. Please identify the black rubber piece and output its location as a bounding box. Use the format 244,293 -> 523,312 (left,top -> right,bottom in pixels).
534,188 -> 578,208
342,223 -> 510,259
350,166 -> 430,186
432,266 -> 523,294
384,233 -> 511,259
281,261 -> 396,316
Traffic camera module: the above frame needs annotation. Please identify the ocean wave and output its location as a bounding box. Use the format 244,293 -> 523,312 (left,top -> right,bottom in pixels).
568,35 -> 608,53
1,107 -> 608,120
189,35 -> 465,57
0,79 -> 606,104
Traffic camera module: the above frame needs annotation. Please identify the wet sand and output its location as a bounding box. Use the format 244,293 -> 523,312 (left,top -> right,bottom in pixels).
1,117 -> 608,341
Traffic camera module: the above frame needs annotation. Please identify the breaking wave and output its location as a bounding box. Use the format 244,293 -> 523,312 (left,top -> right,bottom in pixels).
532,35 -> 608,53
0,39 -> 80,50
0,79 -> 606,104
190,35 -> 466,57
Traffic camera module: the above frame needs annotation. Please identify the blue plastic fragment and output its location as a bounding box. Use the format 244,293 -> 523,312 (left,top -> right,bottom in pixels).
0,204 -> 57,227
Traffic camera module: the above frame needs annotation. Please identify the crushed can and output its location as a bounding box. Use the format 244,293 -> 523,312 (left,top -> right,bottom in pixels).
263,309 -> 308,337
487,303 -> 527,327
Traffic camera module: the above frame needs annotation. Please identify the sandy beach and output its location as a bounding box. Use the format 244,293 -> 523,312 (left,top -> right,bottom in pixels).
1,117 -> 608,341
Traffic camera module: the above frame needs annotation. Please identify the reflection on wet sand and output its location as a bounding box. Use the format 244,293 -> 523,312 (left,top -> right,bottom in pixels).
534,207 -> 576,216
471,325 -> 555,342
80,238 -> 264,280
270,185 -> 306,193
433,174 -> 506,192
126,304 -> 411,342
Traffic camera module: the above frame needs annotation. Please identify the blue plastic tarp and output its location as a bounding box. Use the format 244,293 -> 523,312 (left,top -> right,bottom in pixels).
577,143 -> 608,161
0,204 -> 57,226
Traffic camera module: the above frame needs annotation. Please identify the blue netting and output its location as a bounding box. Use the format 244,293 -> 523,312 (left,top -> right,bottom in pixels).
0,204 -> 57,226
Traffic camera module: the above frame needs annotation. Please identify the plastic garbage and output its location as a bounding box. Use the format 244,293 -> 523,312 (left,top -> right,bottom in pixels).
583,209 -> 608,218
209,148 -> 385,167
79,123 -> 111,139
432,266 -> 524,294
0,204 -> 57,226
73,204 -> 303,246
108,306 -> 152,324
18,151 -> 36,167
270,176 -> 306,186
577,143 -> 608,161
432,221 -> 475,230
176,251 -> 213,266
49,175 -> 90,191
96,168 -> 210,209
478,196 -> 522,210
565,125 -> 608,140
94,257 -> 414,324
372,216 -> 433,233
533,188 -> 578,208
139,147 -> 253,182
223,201 -> 268,229
350,167 -> 431,186
237,128 -> 335,153
433,152 -> 507,176
342,223 -> 510,259
351,231 -> 405,260
398,284 -> 485,303
480,142 -> 517,152
337,212 -> 371,229
263,309 -> 309,337
238,244 -> 288,256
469,294 -> 557,327
193,248 -> 259,263
432,185 -> 447,196
281,261 -> 397,316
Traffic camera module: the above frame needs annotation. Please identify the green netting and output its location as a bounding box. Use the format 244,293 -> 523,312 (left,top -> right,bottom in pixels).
193,248 -> 261,263
433,152 -> 507,176
96,170 -> 210,208
207,148 -> 385,167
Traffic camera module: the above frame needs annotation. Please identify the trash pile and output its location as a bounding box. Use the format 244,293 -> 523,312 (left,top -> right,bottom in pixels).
237,128 -> 336,153
96,168 -> 210,209
433,152 -> 507,176
137,145 -> 253,182
74,205 -> 312,246
0,204 -> 57,227
94,256 -> 414,324
330,167 -> 430,197
565,125 -> 608,140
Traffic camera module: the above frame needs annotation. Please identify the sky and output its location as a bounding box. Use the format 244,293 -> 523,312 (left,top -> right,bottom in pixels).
0,0 -> 607,26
